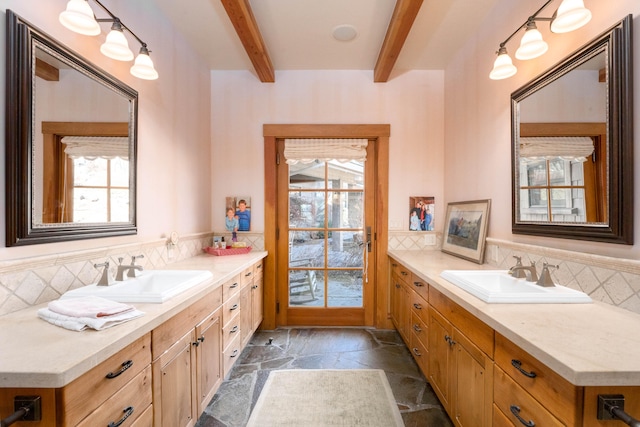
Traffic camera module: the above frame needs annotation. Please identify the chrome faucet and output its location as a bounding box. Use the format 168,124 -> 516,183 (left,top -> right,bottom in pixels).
94,261 -> 115,286
116,255 -> 144,281
509,261 -> 538,282
537,263 -> 559,287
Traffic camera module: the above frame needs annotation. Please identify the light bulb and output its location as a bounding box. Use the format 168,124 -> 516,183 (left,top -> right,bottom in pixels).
490,47 -> 517,80
516,23 -> 549,60
59,0 -> 100,36
130,47 -> 159,80
551,0 -> 592,33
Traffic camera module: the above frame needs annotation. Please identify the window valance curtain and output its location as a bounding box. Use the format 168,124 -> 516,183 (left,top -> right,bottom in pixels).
284,138 -> 368,164
62,136 -> 129,160
519,136 -> 594,162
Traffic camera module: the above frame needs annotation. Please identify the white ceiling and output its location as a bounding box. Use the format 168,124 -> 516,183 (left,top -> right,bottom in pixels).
152,0 -> 501,73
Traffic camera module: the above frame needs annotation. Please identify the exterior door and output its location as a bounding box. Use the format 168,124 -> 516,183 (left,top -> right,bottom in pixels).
276,140 -> 376,326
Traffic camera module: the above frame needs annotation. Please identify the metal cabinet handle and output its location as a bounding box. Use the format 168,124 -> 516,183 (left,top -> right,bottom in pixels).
511,359 -> 537,378
105,360 -> 133,379
510,405 -> 535,427
444,335 -> 456,346
245,271 -> 252,277
230,282 -> 239,289
230,349 -> 239,358
230,325 -> 239,333
412,347 -> 422,357
230,304 -> 239,311
413,303 -> 422,309
395,283 -> 401,288
413,281 -> 424,287
108,406 -> 134,427
401,271 -> 408,276
413,324 -> 422,332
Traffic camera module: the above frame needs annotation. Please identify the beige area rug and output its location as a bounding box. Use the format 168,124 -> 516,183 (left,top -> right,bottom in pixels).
246,369 -> 404,426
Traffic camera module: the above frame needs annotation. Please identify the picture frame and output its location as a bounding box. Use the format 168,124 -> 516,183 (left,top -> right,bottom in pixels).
408,196 -> 435,231
442,199 -> 491,264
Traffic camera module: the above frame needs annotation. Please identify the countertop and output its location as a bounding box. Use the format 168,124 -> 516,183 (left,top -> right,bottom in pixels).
389,250 -> 640,387
0,251 -> 267,389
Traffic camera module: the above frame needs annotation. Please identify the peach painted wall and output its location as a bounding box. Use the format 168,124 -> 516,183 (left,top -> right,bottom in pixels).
444,0 -> 640,259
0,0 -> 212,260
210,69 -> 445,234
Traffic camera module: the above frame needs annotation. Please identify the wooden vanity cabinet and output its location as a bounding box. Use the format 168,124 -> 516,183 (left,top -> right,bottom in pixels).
390,261 -> 411,341
428,287 -> 494,427
151,287 -> 222,427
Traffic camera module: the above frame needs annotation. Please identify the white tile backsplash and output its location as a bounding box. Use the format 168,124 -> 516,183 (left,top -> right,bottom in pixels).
0,232 -> 264,317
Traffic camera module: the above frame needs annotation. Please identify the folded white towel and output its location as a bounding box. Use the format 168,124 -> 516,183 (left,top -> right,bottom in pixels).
48,296 -> 134,318
37,307 -> 145,331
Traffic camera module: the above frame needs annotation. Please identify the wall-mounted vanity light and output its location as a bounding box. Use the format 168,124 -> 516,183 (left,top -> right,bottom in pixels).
489,0 -> 591,80
59,0 -> 159,80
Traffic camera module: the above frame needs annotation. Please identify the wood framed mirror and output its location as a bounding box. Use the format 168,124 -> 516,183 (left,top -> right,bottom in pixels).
511,15 -> 633,244
5,10 -> 138,246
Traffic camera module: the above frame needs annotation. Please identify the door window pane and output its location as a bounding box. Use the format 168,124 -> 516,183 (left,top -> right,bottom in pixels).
289,191 -> 325,228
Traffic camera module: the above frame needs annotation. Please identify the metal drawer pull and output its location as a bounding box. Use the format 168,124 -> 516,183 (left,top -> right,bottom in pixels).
105,360 -> 133,379
413,281 -> 424,287
230,304 -> 239,311
401,271 -> 408,276
413,303 -> 422,309
413,324 -> 422,332
395,283 -> 401,289
245,271 -> 252,277
510,405 -> 535,427
230,349 -> 239,358
511,359 -> 537,378
444,335 -> 456,346
230,325 -> 239,333
412,347 -> 422,357
230,282 -> 239,289
108,406 -> 134,427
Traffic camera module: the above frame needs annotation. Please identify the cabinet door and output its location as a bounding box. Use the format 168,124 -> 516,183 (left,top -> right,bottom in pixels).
429,306 -> 453,410
240,285 -> 252,347
152,329 -> 197,427
195,309 -> 222,415
251,274 -> 264,331
451,329 -> 493,427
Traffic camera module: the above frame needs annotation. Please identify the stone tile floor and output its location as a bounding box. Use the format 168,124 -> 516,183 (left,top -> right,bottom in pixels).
195,328 -> 453,427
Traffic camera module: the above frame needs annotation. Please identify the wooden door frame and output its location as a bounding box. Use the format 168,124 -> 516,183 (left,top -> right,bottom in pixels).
263,124 -> 390,329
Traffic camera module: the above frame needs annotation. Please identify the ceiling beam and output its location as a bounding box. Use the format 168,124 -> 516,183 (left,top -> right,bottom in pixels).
221,0 -> 275,83
374,0 -> 424,83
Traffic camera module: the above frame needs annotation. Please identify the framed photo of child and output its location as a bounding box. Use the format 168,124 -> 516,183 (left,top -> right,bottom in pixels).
409,196 -> 435,231
225,196 -> 252,233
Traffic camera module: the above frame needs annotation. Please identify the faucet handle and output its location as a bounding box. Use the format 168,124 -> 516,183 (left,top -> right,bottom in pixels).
94,261 -> 115,286
131,254 -> 144,265
537,263 -> 559,287
512,255 -> 522,266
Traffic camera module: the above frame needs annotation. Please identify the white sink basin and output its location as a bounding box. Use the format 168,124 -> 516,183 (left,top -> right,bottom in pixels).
440,270 -> 592,304
60,270 -> 213,303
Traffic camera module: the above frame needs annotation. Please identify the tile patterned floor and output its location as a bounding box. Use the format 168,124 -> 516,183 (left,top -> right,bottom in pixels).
195,328 -> 453,427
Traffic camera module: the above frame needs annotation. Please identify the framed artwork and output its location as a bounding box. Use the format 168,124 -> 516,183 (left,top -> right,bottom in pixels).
226,196 -> 251,231
442,199 -> 491,264
409,196 -> 435,231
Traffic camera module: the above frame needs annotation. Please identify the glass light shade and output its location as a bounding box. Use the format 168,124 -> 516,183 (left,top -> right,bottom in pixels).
59,0 -> 100,36
515,26 -> 549,60
130,50 -> 159,80
100,28 -> 134,61
489,49 -> 517,80
550,0 -> 592,33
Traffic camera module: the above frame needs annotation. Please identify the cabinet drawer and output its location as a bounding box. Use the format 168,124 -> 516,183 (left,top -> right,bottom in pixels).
495,333 -> 581,426
492,403 -> 516,427
409,273 -> 429,301
494,366 -> 564,427
59,333 -> 151,426
222,274 -> 241,301
411,311 -> 428,348
152,286 -> 222,359
253,260 -> 264,279
76,365 -> 152,427
222,312 -> 241,350
410,291 -> 429,325
240,266 -> 254,288
390,259 -> 412,285
223,336 -> 242,376
410,329 -> 429,377
222,292 -> 241,327
429,287 -> 494,358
